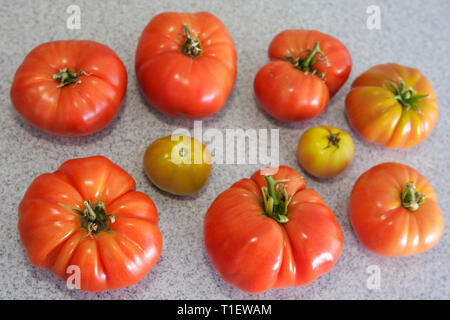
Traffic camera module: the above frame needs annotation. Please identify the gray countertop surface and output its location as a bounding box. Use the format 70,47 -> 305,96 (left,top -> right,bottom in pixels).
0,0 -> 449,300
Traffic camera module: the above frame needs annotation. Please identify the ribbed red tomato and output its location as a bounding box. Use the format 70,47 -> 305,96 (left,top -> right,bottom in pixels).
135,12 -> 237,118
204,166 -> 343,293
10,40 -> 127,136
18,156 -> 162,291
254,30 -> 351,121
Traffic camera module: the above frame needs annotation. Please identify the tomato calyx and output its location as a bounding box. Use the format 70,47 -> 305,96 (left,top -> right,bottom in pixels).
324,128 -> 341,149
181,24 -> 202,58
52,68 -> 90,88
285,42 -> 326,79
78,200 -> 115,238
261,175 -> 293,223
388,79 -> 429,113
401,181 -> 426,211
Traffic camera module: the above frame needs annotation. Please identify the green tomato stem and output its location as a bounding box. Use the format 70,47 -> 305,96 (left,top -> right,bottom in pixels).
301,42 -> 325,69
324,128 -> 341,149
285,42 -> 326,79
80,200 -> 115,237
52,68 -> 88,87
401,181 -> 425,211
261,175 -> 292,223
388,79 -> 429,113
181,23 -> 202,58
83,200 -> 97,221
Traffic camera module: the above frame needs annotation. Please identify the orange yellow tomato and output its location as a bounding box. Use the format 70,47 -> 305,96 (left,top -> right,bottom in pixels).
143,135 -> 212,195
297,126 -> 354,178
345,63 -> 438,148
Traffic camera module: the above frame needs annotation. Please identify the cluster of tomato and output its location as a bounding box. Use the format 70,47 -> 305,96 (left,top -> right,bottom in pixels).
12,12 -> 443,293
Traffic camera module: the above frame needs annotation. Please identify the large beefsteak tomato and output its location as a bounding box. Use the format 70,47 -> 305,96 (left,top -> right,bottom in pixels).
254,30 -> 351,121
349,162 -> 444,256
135,12 -> 237,118
18,156 -> 162,291
204,166 -> 343,293
345,63 -> 438,148
10,40 -> 127,136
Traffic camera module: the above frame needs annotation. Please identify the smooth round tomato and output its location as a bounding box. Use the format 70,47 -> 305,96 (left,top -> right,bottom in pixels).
18,156 -> 162,291
297,126 -> 354,178
204,166 -> 343,293
10,40 -> 127,136
254,30 -> 351,121
349,162 -> 444,257
135,12 -> 237,118
345,63 -> 438,148
143,135 -> 212,196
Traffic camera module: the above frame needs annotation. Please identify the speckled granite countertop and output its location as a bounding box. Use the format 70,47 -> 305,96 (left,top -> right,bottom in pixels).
0,0 -> 449,300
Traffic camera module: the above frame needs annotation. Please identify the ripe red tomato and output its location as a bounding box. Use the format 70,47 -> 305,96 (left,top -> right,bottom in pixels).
254,30 -> 351,121
204,166 -> 343,293
135,12 -> 237,118
18,156 -> 162,291
345,63 -> 438,148
10,40 -> 127,136
349,162 -> 444,256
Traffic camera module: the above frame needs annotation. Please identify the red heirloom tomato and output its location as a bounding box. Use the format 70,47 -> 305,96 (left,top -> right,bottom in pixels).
349,162 -> 444,257
254,30 -> 351,121
346,63 -> 438,148
135,12 -> 237,118
10,40 -> 127,136
204,166 -> 343,293
18,156 -> 162,291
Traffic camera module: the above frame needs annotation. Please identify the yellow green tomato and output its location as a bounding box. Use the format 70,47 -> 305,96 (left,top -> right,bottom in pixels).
143,135 -> 212,195
297,126 -> 354,178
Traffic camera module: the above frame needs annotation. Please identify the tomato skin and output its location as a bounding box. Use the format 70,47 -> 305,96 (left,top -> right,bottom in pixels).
18,156 -> 162,291
349,162 -> 444,257
297,126 -> 354,178
204,166 -> 343,293
10,41 -> 127,136
345,63 -> 438,148
254,30 -> 351,121
254,61 -> 329,121
135,12 -> 237,118
143,135 -> 212,196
